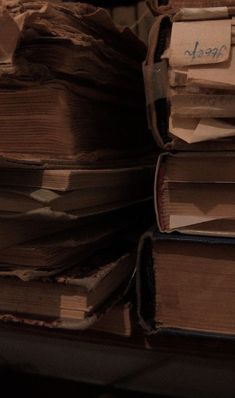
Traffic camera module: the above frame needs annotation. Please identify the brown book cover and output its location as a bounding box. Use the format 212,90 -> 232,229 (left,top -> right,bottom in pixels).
0,200 -> 154,281
137,228 -> 235,337
0,251 -> 136,330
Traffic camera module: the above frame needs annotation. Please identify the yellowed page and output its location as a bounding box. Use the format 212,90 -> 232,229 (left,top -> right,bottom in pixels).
170,117 -> 235,143
169,19 -> 231,67
174,7 -> 229,21
188,46 -> 235,88
169,215 -> 222,229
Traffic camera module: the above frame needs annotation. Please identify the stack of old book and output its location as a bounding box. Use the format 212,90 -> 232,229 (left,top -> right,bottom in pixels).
138,1 -> 235,337
0,0 -> 155,333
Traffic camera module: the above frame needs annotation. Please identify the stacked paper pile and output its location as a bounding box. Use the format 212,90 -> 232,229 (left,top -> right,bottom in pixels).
166,14 -> 235,144
138,3 -> 235,338
0,0 -> 155,331
0,0 -> 153,163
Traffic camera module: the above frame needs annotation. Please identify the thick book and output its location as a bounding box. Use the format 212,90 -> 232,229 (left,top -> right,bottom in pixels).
0,82 -> 152,163
155,152 -> 235,236
0,301 -> 136,337
144,7 -> 235,151
137,229 -> 235,336
0,251 -> 135,329
0,164 -> 154,192
0,1 -> 153,162
0,164 -> 154,215
0,201 -> 154,281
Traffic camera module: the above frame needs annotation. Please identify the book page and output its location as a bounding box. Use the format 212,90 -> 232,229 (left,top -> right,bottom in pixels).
169,19 -> 231,67
188,46 -> 235,88
170,117 -> 235,143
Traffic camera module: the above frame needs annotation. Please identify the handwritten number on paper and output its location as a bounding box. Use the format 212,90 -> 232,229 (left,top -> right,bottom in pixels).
184,41 -> 227,61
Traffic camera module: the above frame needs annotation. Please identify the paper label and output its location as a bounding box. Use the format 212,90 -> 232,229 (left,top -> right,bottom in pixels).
169,19 -> 231,67
169,215 -> 223,230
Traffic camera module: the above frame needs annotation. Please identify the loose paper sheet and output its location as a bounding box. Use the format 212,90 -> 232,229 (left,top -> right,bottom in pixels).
188,46 -> 235,88
174,7 -> 229,21
169,19 -> 231,67
169,215 -> 224,229
170,116 -> 235,143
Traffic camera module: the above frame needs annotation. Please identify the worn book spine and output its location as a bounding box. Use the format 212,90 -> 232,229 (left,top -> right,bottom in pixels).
136,228 -> 156,333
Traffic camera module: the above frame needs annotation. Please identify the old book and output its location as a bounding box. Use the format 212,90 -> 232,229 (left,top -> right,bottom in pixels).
0,170 -> 153,214
0,164 -> 154,191
0,1 -> 153,162
0,301 -> 136,337
155,152 -> 235,236
0,208 -> 83,250
137,229 -> 235,336
0,163 -> 154,215
0,201 -> 154,280
0,252 -> 135,327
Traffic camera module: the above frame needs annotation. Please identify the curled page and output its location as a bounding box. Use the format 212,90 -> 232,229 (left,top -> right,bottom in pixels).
187,47 -> 235,89
0,2 -> 48,63
170,117 -> 235,143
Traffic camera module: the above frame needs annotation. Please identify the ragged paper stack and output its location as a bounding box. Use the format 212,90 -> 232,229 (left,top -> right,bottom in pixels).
0,0 -> 153,163
138,1 -> 235,338
168,15 -> 235,144
0,0 -> 155,332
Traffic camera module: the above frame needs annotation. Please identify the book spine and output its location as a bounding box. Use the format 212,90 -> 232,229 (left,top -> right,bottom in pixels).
136,228 -> 157,333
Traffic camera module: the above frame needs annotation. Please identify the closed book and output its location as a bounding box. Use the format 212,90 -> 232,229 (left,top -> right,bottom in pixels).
0,201 -> 154,281
0,164 -> 154,192
0,251 -> 135,329
137,229 -> 235,336
0,164 -> 154,215
0,81 -> 151,162
155,152 -> 235,237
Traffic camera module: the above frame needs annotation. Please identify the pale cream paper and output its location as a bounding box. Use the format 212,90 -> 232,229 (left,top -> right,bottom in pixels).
170,117 -> 235,143
169,19 -> 231,67
169,215 -> 224,229
187,46 -> 235,88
